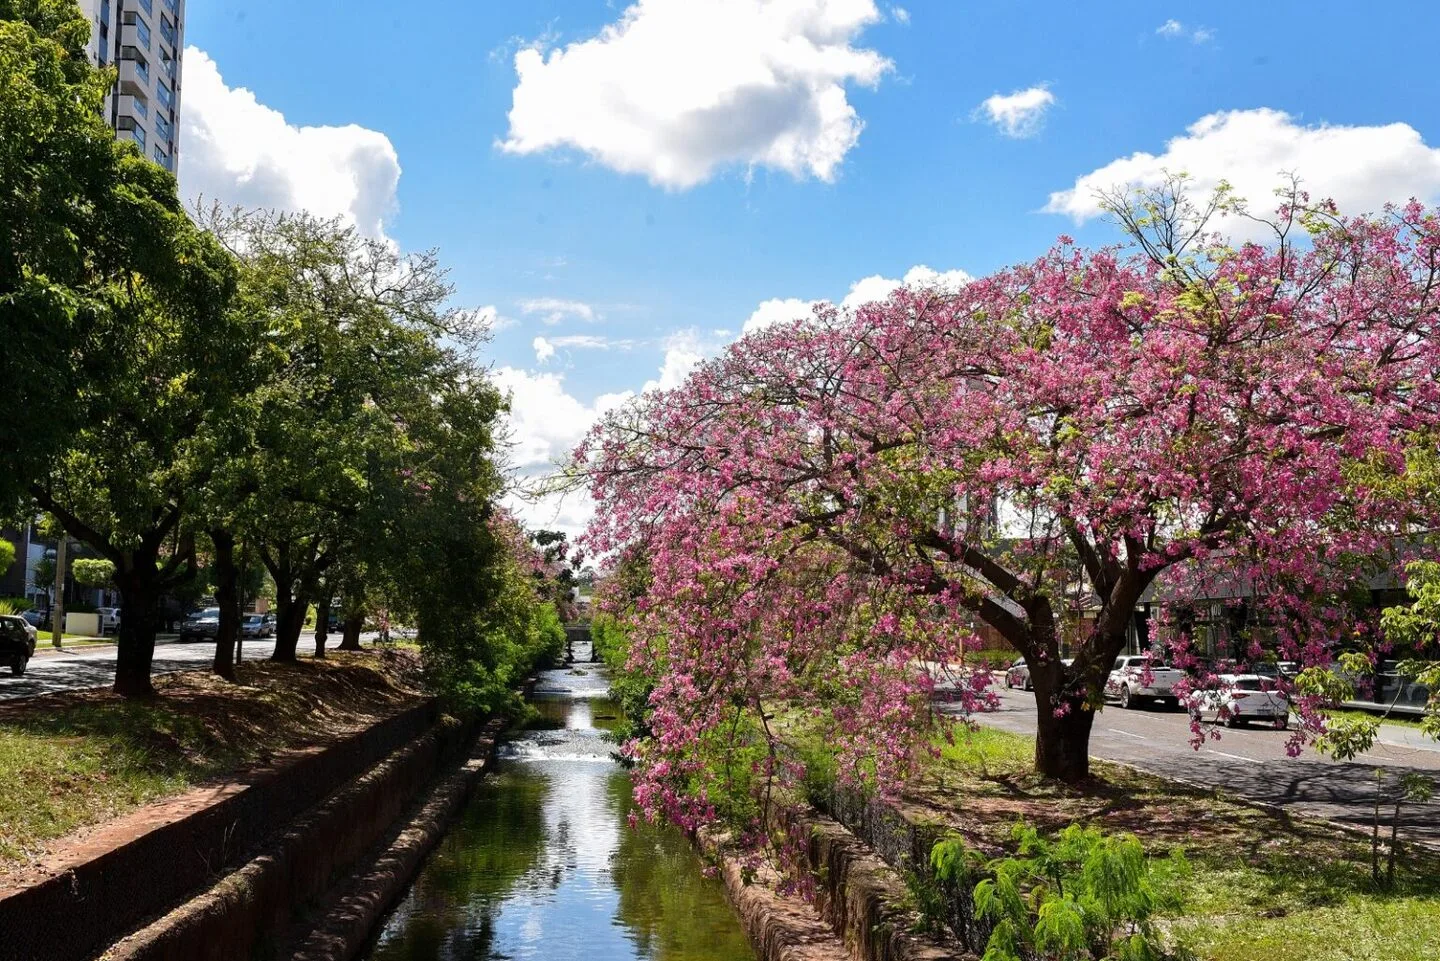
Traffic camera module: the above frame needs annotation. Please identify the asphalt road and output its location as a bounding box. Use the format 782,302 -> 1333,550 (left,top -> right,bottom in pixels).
0,633 -> 357,701
949,685 -> 1440,847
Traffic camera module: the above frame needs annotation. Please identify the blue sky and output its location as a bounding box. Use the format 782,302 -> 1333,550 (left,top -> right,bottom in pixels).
178,1 -> 1440,530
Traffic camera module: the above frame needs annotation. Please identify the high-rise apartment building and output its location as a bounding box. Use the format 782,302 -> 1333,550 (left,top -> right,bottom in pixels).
74,0 -> 186,173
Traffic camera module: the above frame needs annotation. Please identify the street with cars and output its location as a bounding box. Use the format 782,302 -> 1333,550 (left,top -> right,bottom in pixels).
948,683 -> 1440,848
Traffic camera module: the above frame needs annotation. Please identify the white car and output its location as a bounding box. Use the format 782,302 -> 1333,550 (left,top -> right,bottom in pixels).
95,607 -> 122,635
1005,656 -> 1073,691
1106,655 -> 1186,709
1189,674 -> 1290,729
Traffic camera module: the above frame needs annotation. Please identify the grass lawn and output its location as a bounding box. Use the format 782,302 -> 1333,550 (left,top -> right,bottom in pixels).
0,651 -> 423,873
908,724 -> 1440,961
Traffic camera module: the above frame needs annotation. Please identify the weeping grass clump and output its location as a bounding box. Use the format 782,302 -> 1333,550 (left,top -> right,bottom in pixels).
931,823 -> 1192,961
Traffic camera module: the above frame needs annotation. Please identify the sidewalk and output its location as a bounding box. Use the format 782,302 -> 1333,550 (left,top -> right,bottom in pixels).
1377,720 -> 1440,753
31,634 -> 181,660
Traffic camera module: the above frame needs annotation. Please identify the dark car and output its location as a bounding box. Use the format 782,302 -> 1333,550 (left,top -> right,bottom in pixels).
0,614 -> 36,677
179,607 -> 221,643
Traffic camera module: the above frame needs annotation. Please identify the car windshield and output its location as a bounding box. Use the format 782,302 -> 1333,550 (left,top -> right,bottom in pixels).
1234,678 -> 1268,691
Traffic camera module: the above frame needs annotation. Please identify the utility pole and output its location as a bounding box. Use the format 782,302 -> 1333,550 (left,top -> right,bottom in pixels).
51,535 -> 67,649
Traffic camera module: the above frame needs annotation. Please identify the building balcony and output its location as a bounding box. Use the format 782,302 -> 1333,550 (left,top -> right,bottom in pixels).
116,93 -> 149,121
117,122 -> 148,151
117,57 -> 150,96
121,21 -> 151,54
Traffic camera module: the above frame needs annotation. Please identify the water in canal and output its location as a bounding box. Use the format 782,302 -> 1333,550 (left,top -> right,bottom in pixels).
362,660 -> 755,961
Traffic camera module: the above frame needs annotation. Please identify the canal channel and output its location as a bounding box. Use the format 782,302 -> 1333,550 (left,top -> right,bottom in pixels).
361,655 -> 756,961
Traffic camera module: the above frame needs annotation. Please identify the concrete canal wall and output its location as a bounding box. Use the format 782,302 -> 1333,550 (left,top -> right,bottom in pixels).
0,699 -> 501,961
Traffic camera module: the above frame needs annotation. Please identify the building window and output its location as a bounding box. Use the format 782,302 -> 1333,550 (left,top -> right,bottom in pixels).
121,48 -> 150,83
118,117 -> 147,149
155,113 -> 172,144
136,0 -> 153,16
161,53 -> 176,80
161,0 -> 178,14
159,15 -> 176,50
153,146 -> 171,170
122,11 -> 151,50
130,96 -> 148,119
156,79 -> 173,111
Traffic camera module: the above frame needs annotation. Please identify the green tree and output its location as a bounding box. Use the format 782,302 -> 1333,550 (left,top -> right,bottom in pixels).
0,538 -> 14,576
1,0 -> 198,508
200,208 -> 505,667
28,214 -> 243,695
70,557 -> 114,587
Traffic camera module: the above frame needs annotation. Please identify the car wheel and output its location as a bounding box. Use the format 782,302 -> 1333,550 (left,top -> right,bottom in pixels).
1005,675 -> 1013,689
1274,717 -> 1290,731
1119,685 -> 1132,709
1224,713 -> 1240,728
10,658 -> 26,677
1023,677 -> 1032,692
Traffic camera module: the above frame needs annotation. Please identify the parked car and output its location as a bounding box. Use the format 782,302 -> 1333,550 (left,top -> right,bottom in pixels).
95,607 -> 122,635
0,614 -> 36,676
19,608 -> 46,630
1188,674 -> 1290,729
1106,655 -> 1186,709
179,607 -> 222,643
241,612 -> 276,639
1004,657 -> 1073,691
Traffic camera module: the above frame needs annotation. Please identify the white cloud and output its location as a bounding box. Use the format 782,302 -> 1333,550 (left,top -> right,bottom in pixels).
179,49 -> 401,238
495,368 -> 633,470
535,334 -> 623,362
742,264 -> 970,334
1155,20 -> 1214,43
643,329 -> 713,393
1046,108 -> 1440,238
842,264 -> 972,309
744,296 -> 818,334
889,5 -> 910,24
976,86 -> 1055,139
499,0 -> 893,189
519,297 -> 597,325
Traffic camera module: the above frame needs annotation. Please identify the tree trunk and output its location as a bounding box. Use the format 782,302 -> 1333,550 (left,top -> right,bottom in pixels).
211,531 -> 239,681
1032,684 -> 1096,783
51,535 -> 67,649
339,611 -> 363,651
313,593 -> 331,659
271,592 -> 307,662
113,563 -> 161,698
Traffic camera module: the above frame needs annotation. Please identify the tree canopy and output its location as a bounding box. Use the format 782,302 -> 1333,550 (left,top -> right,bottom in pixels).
576,183 -> 1440,827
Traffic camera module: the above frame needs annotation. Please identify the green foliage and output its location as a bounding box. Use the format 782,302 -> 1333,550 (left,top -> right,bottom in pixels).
935,823 -> 1190,961
592,613 -> 654,742
0,539 -> 14,574
415,518 -> 565,717
0,598 -> 31,615
69,557 -> 114,587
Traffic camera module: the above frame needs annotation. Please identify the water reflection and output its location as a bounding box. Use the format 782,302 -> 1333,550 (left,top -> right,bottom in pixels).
363,668 -> 753,961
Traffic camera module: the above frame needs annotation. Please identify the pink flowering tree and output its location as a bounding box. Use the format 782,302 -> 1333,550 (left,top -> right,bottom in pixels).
576,182 -> 1440,807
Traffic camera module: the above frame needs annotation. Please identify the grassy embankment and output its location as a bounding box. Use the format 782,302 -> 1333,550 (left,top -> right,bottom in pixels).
0,651 -> 424,873
862,724 -> 1440,961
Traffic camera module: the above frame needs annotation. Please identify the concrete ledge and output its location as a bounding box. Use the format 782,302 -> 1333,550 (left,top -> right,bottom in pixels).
0,700 -> 438,961
698,827 -> 848,961
781,808 -> 965,961
100,711 -> 491,961
284,716 -> 507,961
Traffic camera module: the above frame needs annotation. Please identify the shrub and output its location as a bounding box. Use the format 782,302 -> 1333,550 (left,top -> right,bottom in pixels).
931,823 -> 1191,961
